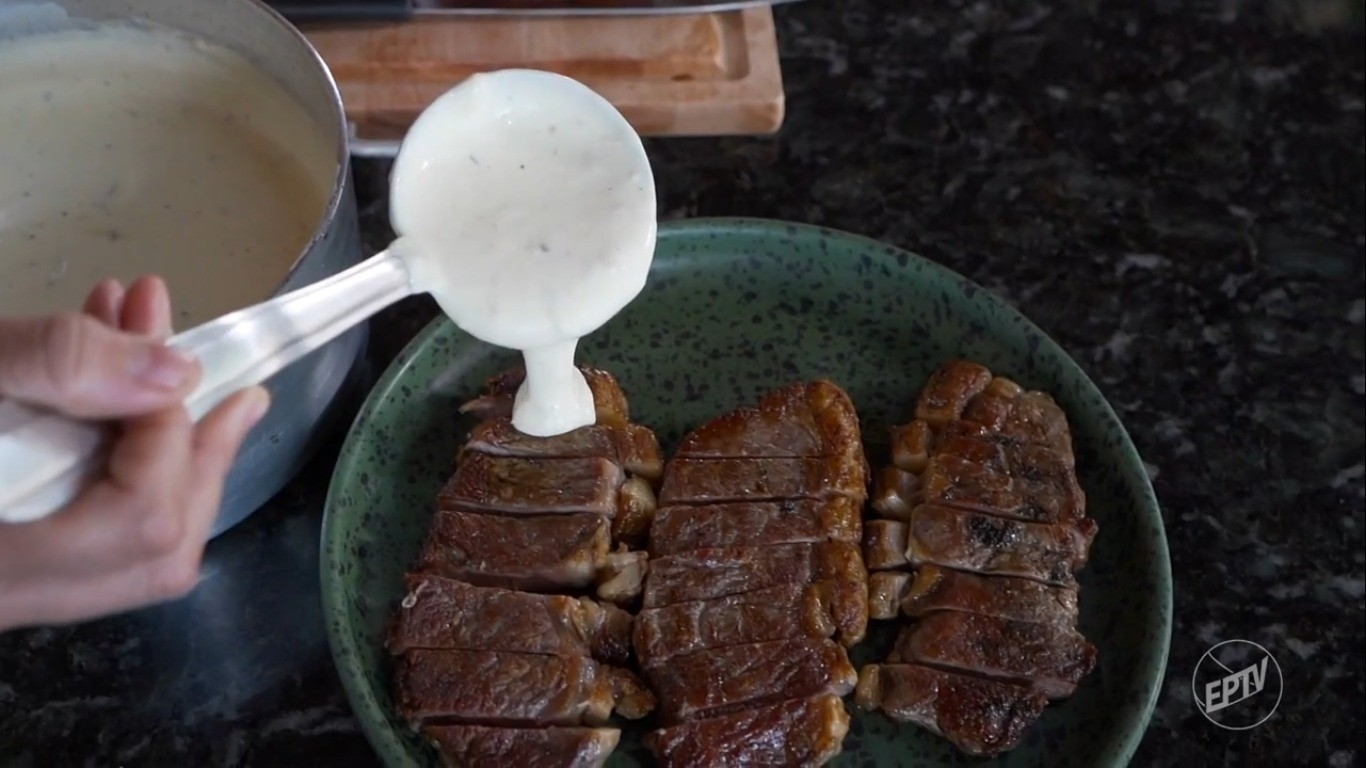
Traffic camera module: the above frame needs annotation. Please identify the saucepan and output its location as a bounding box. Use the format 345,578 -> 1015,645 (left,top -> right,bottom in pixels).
0,0 -> 366,536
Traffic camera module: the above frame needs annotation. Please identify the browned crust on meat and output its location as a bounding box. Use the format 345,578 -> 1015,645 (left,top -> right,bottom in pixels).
863,518 -> 910,570
867,571 -> 913,620
854,663 -> 1046,758
423,725 -> 620,768
889,612 -> 1097,699
415,510 -> 611,593
388,574 -> 634,666
648,497 -> 862,557
914,360 -> 993,426
900,566 -> 1080,625
673,381 -> 867,471
645,695 -> 850,768
438,454 -> 625,516
633,582 -> 859,666
642,541 -> 867,607
904,503 -> 1091,586
612,477 -> 658,548
594,548 -> 647,606
461,418 -> 663,482
395,650 -> 653,727
644,637 -> 858,724
659,456 -> 868,506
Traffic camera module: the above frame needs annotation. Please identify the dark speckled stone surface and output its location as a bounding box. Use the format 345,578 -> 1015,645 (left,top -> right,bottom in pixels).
1,0 -> 1362,765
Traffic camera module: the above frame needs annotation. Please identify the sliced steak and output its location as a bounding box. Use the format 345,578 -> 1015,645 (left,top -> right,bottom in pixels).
674,381 -> 865,465
464,418 -> 663,482
958,376 -> 1025,432
617,423 -> 666,482
593,549 -> 646,606
862,360 -> 1097,757
659,456 -> 866,505
612,476 -> 658,548
918,452 -> 1085,527
889,419 -> 935,474
396,650 -> 654,727
904,503 -> 1090,586
438,454 -> 624,516
416,509 -> 610,593
642,540 -> 866,615
644,636 -> 857,724
899,566 -> 1079,625
994,391 -> 1076,458
423,725 -> 619,768
646,695 -> 850,768
854,663 -> 1046,758
890,612 -> 1097,699
862,518 -> 910,570
874,456 -> 1086,528
387,574 -> 632,666
913,360 -> 993,427
867,571 -> 914,620
648,497 -> 861,556
633,582 -> 865,665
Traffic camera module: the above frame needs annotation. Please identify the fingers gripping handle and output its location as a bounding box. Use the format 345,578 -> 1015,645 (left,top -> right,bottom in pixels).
0,401 -> 108,524
0,251 -> 413,524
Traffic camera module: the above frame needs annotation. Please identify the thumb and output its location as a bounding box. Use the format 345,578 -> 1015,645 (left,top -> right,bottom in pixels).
0,314 -> 200,419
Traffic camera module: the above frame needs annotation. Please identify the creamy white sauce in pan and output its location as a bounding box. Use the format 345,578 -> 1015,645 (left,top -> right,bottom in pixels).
389,70 -> 656,436
0,24 -> 334,326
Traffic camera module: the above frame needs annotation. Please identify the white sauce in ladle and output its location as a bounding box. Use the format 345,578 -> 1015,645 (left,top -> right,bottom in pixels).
388,70 -> 657,436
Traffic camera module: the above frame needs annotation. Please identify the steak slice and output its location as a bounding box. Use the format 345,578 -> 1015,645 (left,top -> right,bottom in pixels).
913,360 -> 994,427
854,663 -> 1046,758
889,612 -> 1097,699
674,381 -> 865,463
438,454 -> 624,516
423,725 -> 619,768
862,518 -> 910,570
919,452 -> 1085,527
648,497 -> 861,556
387,574 -> 632,666
899,566 -> 1080,625
633,582 -> 865,665
867,571 -> 914,620
642,541 -> 866,613
464,418 -> 663,482
862,360 -> 1098,757
889,419 -> 935,474
593,549 -> 647,606
612,476 -> 658,548
874,455 -> 1086,528
416,509 -> 610,593
460,365 -> 632,428
958,376 -> 1025,433
396,650 -> 654,727
658,456 -> 867,505
644,637 -> 857,724
904,503 -> 1090,586
986,390 -> 1076,458
911,362 -> 1075,456
645,695 -> 850,768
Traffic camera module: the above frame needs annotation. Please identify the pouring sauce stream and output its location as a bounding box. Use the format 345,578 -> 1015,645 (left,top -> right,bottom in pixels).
388,69 -> 657,436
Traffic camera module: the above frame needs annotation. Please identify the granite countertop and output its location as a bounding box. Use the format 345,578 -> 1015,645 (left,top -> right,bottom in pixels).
1,1 -> 1362,765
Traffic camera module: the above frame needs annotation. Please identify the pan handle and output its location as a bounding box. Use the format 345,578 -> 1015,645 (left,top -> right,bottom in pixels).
265,0 -> 414,24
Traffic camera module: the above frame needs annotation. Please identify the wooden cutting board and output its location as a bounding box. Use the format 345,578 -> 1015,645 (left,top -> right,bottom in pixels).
300,7 -> 784,152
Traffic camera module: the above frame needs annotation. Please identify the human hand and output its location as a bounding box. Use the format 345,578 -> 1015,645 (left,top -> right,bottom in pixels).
0,277 -> 269,632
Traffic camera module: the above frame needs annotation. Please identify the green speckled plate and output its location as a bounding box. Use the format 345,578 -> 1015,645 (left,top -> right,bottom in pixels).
322,218 -> 1172,767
